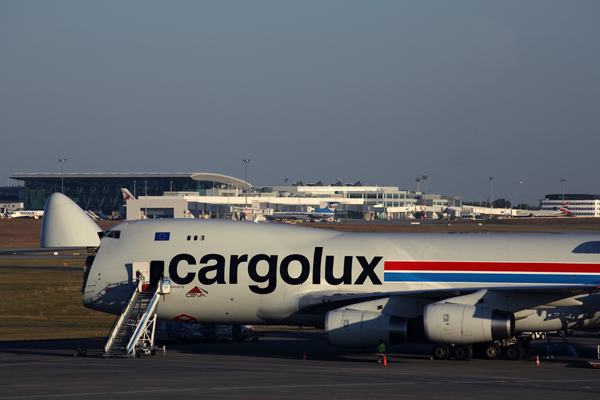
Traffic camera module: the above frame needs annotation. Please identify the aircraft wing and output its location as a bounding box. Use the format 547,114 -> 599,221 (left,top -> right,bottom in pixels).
295,284 -> 600,315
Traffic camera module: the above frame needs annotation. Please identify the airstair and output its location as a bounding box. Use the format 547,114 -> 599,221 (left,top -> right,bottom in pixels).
104,281 -> 161,357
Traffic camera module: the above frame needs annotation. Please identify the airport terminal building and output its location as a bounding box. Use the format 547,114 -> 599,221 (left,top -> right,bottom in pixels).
0,186 -> 24,215
8,173 -> 250,213
9,172 -> 600,220
540,194 -> 600,217
8,172 -> 461,220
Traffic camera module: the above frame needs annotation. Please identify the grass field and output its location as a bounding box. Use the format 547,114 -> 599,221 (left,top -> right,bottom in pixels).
1,217 -> 599,342
0,218 -> 120,248
0,268 -> 116,341
0,219 -> 119,341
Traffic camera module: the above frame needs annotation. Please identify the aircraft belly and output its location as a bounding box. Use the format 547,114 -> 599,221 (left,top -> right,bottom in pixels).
156,290 -> 265,325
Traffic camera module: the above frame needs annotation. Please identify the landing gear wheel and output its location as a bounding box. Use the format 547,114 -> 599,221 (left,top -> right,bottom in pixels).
483,343 -> 502,360
505,344 -> 524,360
453,344 -> 472,361
432,344 -> 451,360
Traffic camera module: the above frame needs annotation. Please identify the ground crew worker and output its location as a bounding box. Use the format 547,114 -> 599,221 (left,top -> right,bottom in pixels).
377,340 -> 386,363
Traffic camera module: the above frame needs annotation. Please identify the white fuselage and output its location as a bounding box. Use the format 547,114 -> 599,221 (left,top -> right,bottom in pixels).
83,219 -> 600,333
10,210 -> 44,219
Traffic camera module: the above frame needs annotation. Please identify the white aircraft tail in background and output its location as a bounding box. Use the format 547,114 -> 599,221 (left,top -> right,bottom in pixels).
559,201 -> 572,215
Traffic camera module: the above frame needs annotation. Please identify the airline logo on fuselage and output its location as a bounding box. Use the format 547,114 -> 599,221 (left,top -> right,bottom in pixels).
186,286 -> 208,298
168,247 -> 382,294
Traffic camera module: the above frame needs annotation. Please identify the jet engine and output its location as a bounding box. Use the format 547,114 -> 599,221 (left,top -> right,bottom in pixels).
325,309 -> 410,348
424,303 -> 515,344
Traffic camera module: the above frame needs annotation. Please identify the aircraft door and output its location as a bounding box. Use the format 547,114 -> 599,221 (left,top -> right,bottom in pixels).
133,261 -> 150,290
150,261 -> 165,288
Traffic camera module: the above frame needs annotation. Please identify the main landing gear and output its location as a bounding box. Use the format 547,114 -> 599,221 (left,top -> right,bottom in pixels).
432,337 -> 533,361
432,344 -> 473,361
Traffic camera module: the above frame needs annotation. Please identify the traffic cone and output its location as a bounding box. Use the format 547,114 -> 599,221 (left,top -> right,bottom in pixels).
383,355 -> 387,366
535,354 -> 540,366
303,352 -> 307,360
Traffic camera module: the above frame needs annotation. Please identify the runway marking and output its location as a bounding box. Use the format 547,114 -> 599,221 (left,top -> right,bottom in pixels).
2,379 -> 600,400
1,387 -> 596,400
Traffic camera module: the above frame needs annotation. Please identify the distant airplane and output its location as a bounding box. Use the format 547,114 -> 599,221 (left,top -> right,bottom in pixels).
9,210 -> 44,219
515,201 -> 571,217
266,202 -> 339,222
121,188 -> 135,201
40,193 -> 600,360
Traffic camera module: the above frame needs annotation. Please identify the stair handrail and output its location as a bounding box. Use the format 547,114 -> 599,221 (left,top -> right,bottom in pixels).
104,281 -> 142,354
126,286 -> 161,355
104,284 -> 138,340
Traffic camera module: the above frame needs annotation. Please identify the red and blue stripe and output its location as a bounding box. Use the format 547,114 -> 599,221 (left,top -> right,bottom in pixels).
383,261 -> 600,285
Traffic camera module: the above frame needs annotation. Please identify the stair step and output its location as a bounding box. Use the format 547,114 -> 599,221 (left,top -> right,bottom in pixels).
104,286 -> 160,358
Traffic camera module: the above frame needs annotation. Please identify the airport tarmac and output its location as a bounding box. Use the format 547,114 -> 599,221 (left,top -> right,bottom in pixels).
1,331 -> 600,399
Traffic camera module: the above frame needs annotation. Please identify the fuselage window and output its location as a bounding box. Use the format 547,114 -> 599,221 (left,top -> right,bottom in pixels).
194,235 -> 198,241
187,235 -> 191,241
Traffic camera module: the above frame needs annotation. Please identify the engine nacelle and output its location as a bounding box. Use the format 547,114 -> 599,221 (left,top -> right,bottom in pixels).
424,303 -> 515,344
325,309 -> 409,348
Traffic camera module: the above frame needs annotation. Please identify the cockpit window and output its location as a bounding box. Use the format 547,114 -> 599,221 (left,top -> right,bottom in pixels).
104,230 -> 121,239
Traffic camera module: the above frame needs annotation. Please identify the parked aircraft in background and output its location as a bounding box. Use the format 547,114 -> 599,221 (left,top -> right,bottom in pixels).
121,188 -> 135,201
41,193 -> 600,360
514,201 -> 571,217
9,210 -> 44,219
266,201 -> 339,221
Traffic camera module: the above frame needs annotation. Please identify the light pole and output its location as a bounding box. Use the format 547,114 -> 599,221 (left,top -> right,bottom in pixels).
561,179 -> 566,202
518,181 -> 523,210
58,159 -> 66,193
144,180 -> 147,219
489,177 -> 493,208
243,159 -> 250,220
415,177 -> 421,192
422,174 -> 428,219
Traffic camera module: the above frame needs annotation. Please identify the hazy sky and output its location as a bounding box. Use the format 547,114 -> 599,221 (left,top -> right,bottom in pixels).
1,1 -> 599,205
